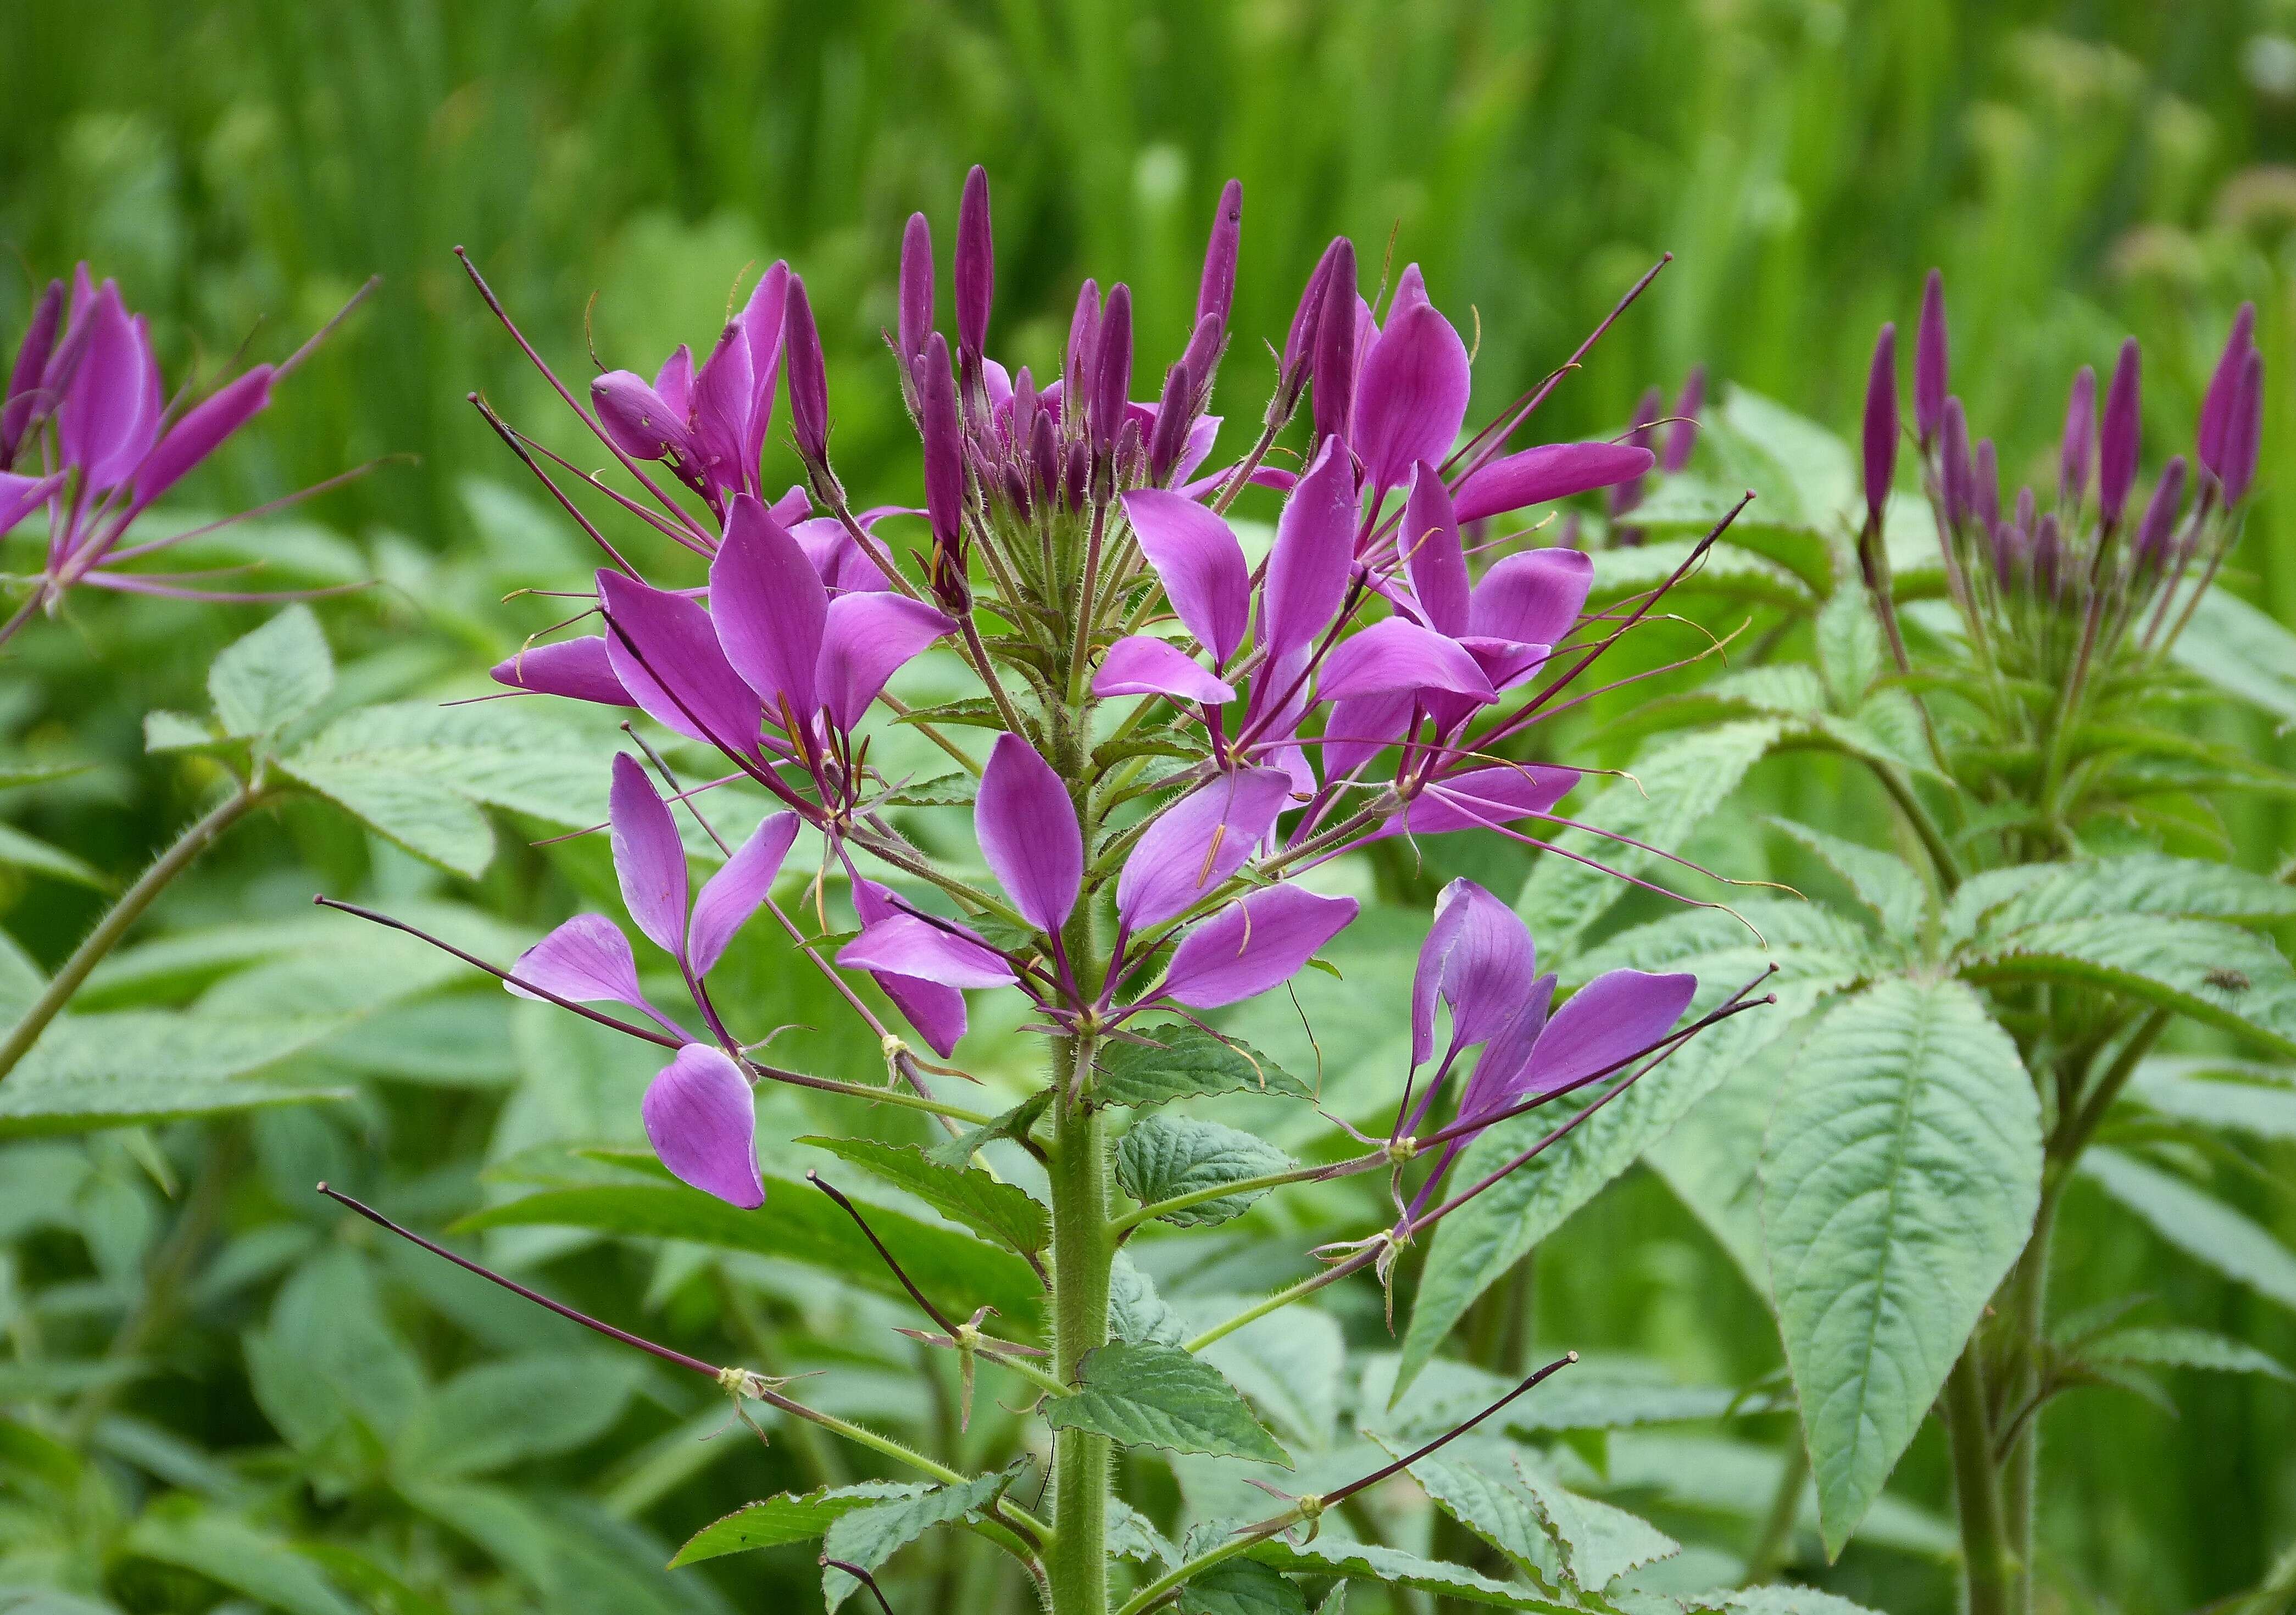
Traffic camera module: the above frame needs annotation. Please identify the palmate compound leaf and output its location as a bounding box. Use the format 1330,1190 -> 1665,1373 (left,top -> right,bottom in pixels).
668,1482 -> 929,1568
2080,1146 -> 2296,1312
1096,1023 -> 1312,1108
1395,898 -> 1874,1399
209,603 -> 335,739
819,1462 -> 1025,1610
1759,977 -> 2041,1558
798,1134 -> 1049,1255
1764,819 -> 1927,939
1041,1341 -> 1290,1464
1115,1115 -> 1296,1228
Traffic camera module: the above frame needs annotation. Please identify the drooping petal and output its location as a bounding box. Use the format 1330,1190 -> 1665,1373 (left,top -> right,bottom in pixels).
490,636 -> 635,707
711,493 -> 828,722
1352,289 -> 1472,495
1261,436 -> 1359,663
643,1044 -> 765,1209
1401,462 -> 1471,638
1092,635 -> 1236,705
1158,886 -> 1359,1010
1122,488 -> 1252,664
609,753 -> 690,958
852,879 -> 969,1057
688,812 -> 800,977
977,733 -> 1083,934
1467,549 -> 1593,646
818,592 -> 955,731
838,914 -> 1017,989
1316,618 -> 1495,705
1411,878 -> 1535,1068
1116,766 -> 1292,929
0,471 -> 65,536
1450,442 -> 1653,524
1517,967 -> 1698,1098
592,370 -> 690,461
508,913 -> 668,1024
597,570 -> 764,754
134,366 -> 273,507
1366,764 -> 1580,840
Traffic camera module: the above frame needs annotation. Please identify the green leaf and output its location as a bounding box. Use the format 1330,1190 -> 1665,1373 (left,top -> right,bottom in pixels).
1183,1299 -> 1344,1450
2081,1148 -> 2296,1312
1961,916 -> 2296,1058
2128,1059 -> 2296,1141
122,1508 -> 359,1615
1362,1352 -> 1765,1440
1517,720 -> 1784,955
0,1013 -> 352,1137
1689,1590 -> 1885,1615
1042,1341 -> 1289,1464
1177,1560 -> 1307,1615
143,710 -> 226,754
1513,1457 -> 1679,1590
1766,819 -> 1926,936
892,695 -> 1016,731
1588,538 -> 1814,611
0,822 -> 106,889
210,605 -> 335,738
2087,1325 -> 2291,1380
1097,1026 -> 1311,1108
1952,854 -> 2296,942
1243,1536 -> 1577,1610
1709,665 -> 1830,719
926,1089 -> 1052,1168
1107,1499 -> 1177,1567
668,1482 -> 928,1567
457,1170 -> 1044,1331
1815,582 -> 1886,710
0,1590 -> 122,1613
394,1354 -> 642,1478
819,1463 -> 1018,1611
1116,1115 -> 1294,1228
1408,1442 -> 1561,1580
2169,584 -> 2296,723
1109,1251 -> 1188,1346
881,771 -> 975,808
1645,1018 -> 1810,1294
280,758 -> 496,877
1760,978 -> 2041,1557
800,1135 -> 1049,1255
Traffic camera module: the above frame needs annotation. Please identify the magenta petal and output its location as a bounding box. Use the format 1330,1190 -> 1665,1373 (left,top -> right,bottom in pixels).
1451,442 -> 1654,523
1456,637 -> 1553,695
737,262 -> 791,468
0,471 -> 65,535
1402,463 -> 1471,638
1317,618 -> 1495,704
490,637 -> 635,708
1120,488 -> 1252,665
1116,766 -> 1292,929
1262,436 -> 1359,662
712,493 -> 827,721
818,592 -> 955,731
1467,549 -> 1593,646
592,370 -> 690,461
853,879 -> 969,1057
689,320 -> 754,495
1412,878 -> 1535,1068
977,734 -> 1083,934
1092,635 -> 1237,705
59,283 -> 161,492
1159,886 -> 1359,1010
688,812 -> 800,977
1453,974 -> 1558,1127
598,571 -> 764,755
644,1044 -> 765,1209
509,913 -> 664,1023
1319,690 -> 1416,781
654,347 -> 694,417
609,753 -> 690,957
135,366 -> 273,507
837,914 -> 1016,989
1519,968 -> 1698,1098
1367,764 -> 1581,840
1352,295 -> 1472,495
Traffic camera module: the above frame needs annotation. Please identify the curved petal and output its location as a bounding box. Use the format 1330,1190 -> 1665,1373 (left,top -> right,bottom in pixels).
508,913 -> 670,1027
1092,635 -> 1236,705
1120,489 -> 1252,665
688,812 -> 801,977
818,592 -> 955,731
1451,442 -> 1654,524
1353,294 -> 1472,495
490,636 -> 635,708
643,1044 -> 765,1209
1412,878 -> 1534,1068
837,914 -> 1017,989
1401,462 -> 1470,638
853,879 -> 970,1058
1261,436 -> 1359,663
1467,549 -> 1593,647
609,753 -> 690,957
592,370 -> 690,461
1365,764 -> 1580,841
977,733 -> 1083,934
711,493 -> 827,721
1317,689 -> 1415,782
1520,967 -> 1698,1098
1116,766 -> 1292,929
59,283 -> 161,491
737,262 -> 791,470
597,570 -> 763,754
1158,886 -> 1359,1010
1316,618 -> 1495,704
134,366 -> 273,507
0,471 -> 66,536
688,320 -> 754,498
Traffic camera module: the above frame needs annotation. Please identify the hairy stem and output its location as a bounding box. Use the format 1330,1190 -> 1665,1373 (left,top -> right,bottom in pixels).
1046,1032 -> 1111,1615
1945,1345 -> 2014,1615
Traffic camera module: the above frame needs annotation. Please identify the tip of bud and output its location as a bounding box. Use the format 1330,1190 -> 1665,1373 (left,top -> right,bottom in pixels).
1565,1351 -> 1580,1363
315,1180 -> 329,1193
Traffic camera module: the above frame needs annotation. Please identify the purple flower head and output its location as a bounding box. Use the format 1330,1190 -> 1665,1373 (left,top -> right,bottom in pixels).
2098,338 -> 2141,527
1861,322 -> 1897,530
2198,302 -> 2256,478
1915,268 -> 1948,446
2060,365 -> 2095,506
898,211 -> 936,367
955,165 -> 994,365
1662,366 -> 1705,474
1411,878 -> 1535,1070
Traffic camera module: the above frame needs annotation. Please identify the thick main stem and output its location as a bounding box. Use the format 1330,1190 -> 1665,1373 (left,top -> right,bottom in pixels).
1945,1345 -> 2014,1615
1047,1034 -> 1111,1614
0,783 -> 265,1082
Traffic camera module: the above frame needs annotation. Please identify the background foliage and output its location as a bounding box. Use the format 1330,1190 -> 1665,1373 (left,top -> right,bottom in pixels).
2,1 -> 2292,1611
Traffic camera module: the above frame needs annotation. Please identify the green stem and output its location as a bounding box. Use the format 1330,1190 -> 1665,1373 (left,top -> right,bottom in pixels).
1185,1246 -> 1378,1353
1046,1035 -> 1112,1615
1865,758 -> 1962,893
1114,1515 -> 1297,1615
0,783 -> 268,1083
1739,1435 -> 1809,1586
1944,1345 -> 2013,1615
1108,1159 -> 1340,1235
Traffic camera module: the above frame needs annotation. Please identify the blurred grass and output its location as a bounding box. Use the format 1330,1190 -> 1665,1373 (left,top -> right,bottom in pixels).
4,0 -> 2295,1606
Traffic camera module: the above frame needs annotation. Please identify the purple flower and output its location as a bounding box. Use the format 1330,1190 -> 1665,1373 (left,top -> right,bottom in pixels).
1350,266 -> 1472,496
1122,489 -> 1252,665
1449,441 -> 1655,524
1197,180 -> 1244,332
955,165 -> 994,365
2198,302 -> 2256,479
2098,338 -> 2140,527
976,734 -> 1084,937
2222,347 -> 2264,505
2060,365 -> 2095,505
1861,322 -> 1897,531
1310,240 -> 1359,447
1661,366 -> 1705,474
898,212 -> 936,367
2133,456 -> 2186,573
1115,767 -> 1293,929
644,1045 -> 767,1210
1154,886 -> 1359,1010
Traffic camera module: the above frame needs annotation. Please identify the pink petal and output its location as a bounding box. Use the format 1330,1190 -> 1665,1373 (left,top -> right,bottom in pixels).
793,515 -> 892,593
592,370 -> 690,461
1366,764 -> 1580,840
688,812 -> 800,977
1457,637 -> 1554,694
609,753 -> 690,957
688,320 -> 754,497
644,1044 -> 765,1209
509,913 -> 668,1025
711,493 -> 828,722
134,366 -> 273,507
490,636 -> 635,707
1411,878 -> 1534,1068
1316,618 -> 1495,704
654,346 -> 694,417
1401,463 -> 1470,638
977,733 -> 1082,934
1120,488 -> 1252,665
818,592 -> 954,731
60,284 -> 162,492
1092,635 -> 1236,705
837,914 -> 1016,989
1519,968 -> 1698,1098
1451,442 -> 1655,524
737,263 -> 791,469
0,471 -> 65,535
1261,436 -> 1359,662
1158,886 -> 1359,1010
1317,690 -> 1416,781
1352,292 -> 1472,495
1467,549 -> 1593,646
1450,974 -> 1558,1131
853,879 -> 969,1057
598,571 -> 764,755
1116,766 -> 1292,929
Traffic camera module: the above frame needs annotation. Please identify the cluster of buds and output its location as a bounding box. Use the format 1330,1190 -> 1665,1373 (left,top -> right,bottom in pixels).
1860,272 -> 2262,689
0,269 -> 373,645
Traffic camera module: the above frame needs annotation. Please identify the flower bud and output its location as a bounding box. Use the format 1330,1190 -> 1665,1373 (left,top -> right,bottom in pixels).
1941,397 -> 1973,528
2033,511 -> 2062,599
1063,279 -> 1101,416
1149,355 -> 1198,483
898,212 -> 935,365
785,276 -> 830,466
1915,269 -> 1948,447
1972,438 -> 2000,534
2223,347 -> 2264,505
1178,311 -> 1223,413
1092,285 -> 1133,456
1196,179 -> 1243,332
2059,366 -> 2095,505
2133,455 -> 2186,573
955,165 -> 993,363
1310,238 -> 1358,446
1661,365 -> 1705,474
2,279 -> 63,465
2098,338 -> 2140,527
918,334 -> 964,550
2198,302 -> 2256,478
1861,323 -> 1897,530
1282,238 -> 1344,397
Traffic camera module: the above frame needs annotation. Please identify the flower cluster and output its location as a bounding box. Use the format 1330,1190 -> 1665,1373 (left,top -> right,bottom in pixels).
0,268 -> 371,644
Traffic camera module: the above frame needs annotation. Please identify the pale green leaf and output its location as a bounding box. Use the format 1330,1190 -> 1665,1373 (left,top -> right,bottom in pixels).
143,710 -> 223,753
1042,1341 -> 1289,1464
1362,1352 -> 1765,1441
819,1465 -> 1018,1610
2081,1147 -> 2296,1311
1512,1456 -> 1680,1590
279,757 -> 496,877
1760,978 -> 2041,1556
123,1510 -> 358,1615
800,1134 -> 1049,1254
1097,1025 -> 1310,1107
2128,1059 -> 2296,1141
1645,1019 -> 1811,1295
394,1354 -> 642,1478
210,605 -> 334,738
1408,1441 -> 1561,1580
1814,583 -> 1886,710
0,822 -> 105,889
1587,538 -> 1814,610
1243,1536 -> 1577,1610
0,1012 -> 352,1137
1952,854 -> 2296,943
1177,1560 -> 1307,1615
668,1482 -> 929,1568
1690,1589 -> 1885,1615
1962,915 -> 2296,1057
2170,584 -> 2296,723
1766,819 -> 1926,936
1182,1299 -> 1344,1450
1107,1498 -> 1177,1566
1116,1115 -> 1294,1227
2087,1325 -> 2291,1380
